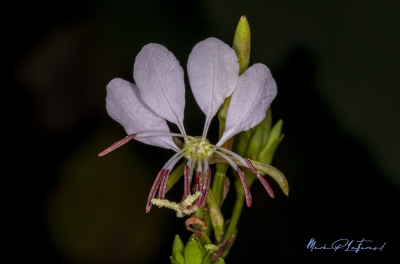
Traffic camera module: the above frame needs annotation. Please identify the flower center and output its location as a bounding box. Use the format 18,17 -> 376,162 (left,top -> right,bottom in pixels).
183,136 -> 214,160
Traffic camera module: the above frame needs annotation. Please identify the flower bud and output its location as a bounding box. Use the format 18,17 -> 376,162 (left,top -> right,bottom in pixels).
213,259 -> 226,264
184,236 -> 203,264
232,15 -> 251,75
171,234 -> 223,264
172,235 -> 185,256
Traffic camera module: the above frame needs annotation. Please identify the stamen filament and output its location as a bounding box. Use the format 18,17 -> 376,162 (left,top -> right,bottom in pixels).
214,150 -> 252,207
188,158 -> 196,193
212,145 -> 247,168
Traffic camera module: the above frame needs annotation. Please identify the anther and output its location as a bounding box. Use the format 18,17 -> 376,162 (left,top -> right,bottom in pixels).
245,158 -> 274,198
98,134 -> 137,156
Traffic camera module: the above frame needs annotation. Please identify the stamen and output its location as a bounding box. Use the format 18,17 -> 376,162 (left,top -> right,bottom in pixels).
146,169 -> 166,213
98,134 -> 136,156
212,145 -> 247,168
203,159 -> 209,176
214,150 -> 252,207
198,166 -> 211,208
182,157 -> 196,202
214,150 -> 237,170
183,161 -> 191,200
188,158 -> 196,193
213,145 -> 275,199
158,153 -> 185,199
245,158 -> 274,198
195,171 -> 202,193
195,160 -> 202,193
99,132 -> 194,157
158,170 -> 170,199
237,167 -> 252,207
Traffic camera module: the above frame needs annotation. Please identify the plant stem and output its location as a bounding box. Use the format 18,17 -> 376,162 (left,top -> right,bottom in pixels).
223,178 -> 245,242
211,168 -> 226,207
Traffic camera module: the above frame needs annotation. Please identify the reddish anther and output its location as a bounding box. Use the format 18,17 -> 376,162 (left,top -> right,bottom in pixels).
195,171 -> 202,193
98,134 -> 137,156
237,167 -> 252,207
182,165 -> 191,202
146,169 -> 166,213
158,170 -> 170,199
197,168 -> 211,208
245,158 -> 274,198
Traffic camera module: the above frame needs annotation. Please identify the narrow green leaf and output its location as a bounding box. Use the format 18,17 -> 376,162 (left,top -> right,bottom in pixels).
266,119 -> 283,149
206,191 -> 224,241
209,157 -> 289,196
258,135 -> 284,165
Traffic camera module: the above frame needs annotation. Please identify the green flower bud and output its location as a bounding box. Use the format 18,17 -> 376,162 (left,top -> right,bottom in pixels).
205,244 -> 219,252
232,15 -> 251,75
171,251 -> 185,264
213,258 -> 226,264
202,244 -> 220,264
199,234 -> 212,247
218,15 -> 251,143
172,235 -> 185,255
183,235 -> 203,264
171,234 -> 223,264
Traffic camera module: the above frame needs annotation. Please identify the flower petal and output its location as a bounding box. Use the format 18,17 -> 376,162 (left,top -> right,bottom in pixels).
106,78 -> 177,150
134,44 -> 186,134
187,38 -> 239,137
217,64 -> 277,146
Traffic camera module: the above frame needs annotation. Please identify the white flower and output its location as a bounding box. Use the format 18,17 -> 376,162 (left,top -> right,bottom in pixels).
99,38 -> 277,213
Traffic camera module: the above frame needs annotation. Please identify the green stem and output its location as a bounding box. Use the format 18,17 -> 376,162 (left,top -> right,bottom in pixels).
211,168 -> 226,208
223,168 -> 255,242
223,178 -> 245,242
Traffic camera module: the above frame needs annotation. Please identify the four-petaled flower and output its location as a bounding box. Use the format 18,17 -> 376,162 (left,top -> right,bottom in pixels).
99,38 -> 277,214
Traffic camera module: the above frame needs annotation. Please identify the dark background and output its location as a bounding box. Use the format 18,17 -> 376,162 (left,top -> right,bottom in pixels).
10,0 -> 399,263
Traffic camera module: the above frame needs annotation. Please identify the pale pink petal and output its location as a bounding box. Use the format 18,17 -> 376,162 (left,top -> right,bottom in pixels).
134,44 -> 186,134
187,38 -> 239,137
106,78 -> 177,150
217,64 -> 277,146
